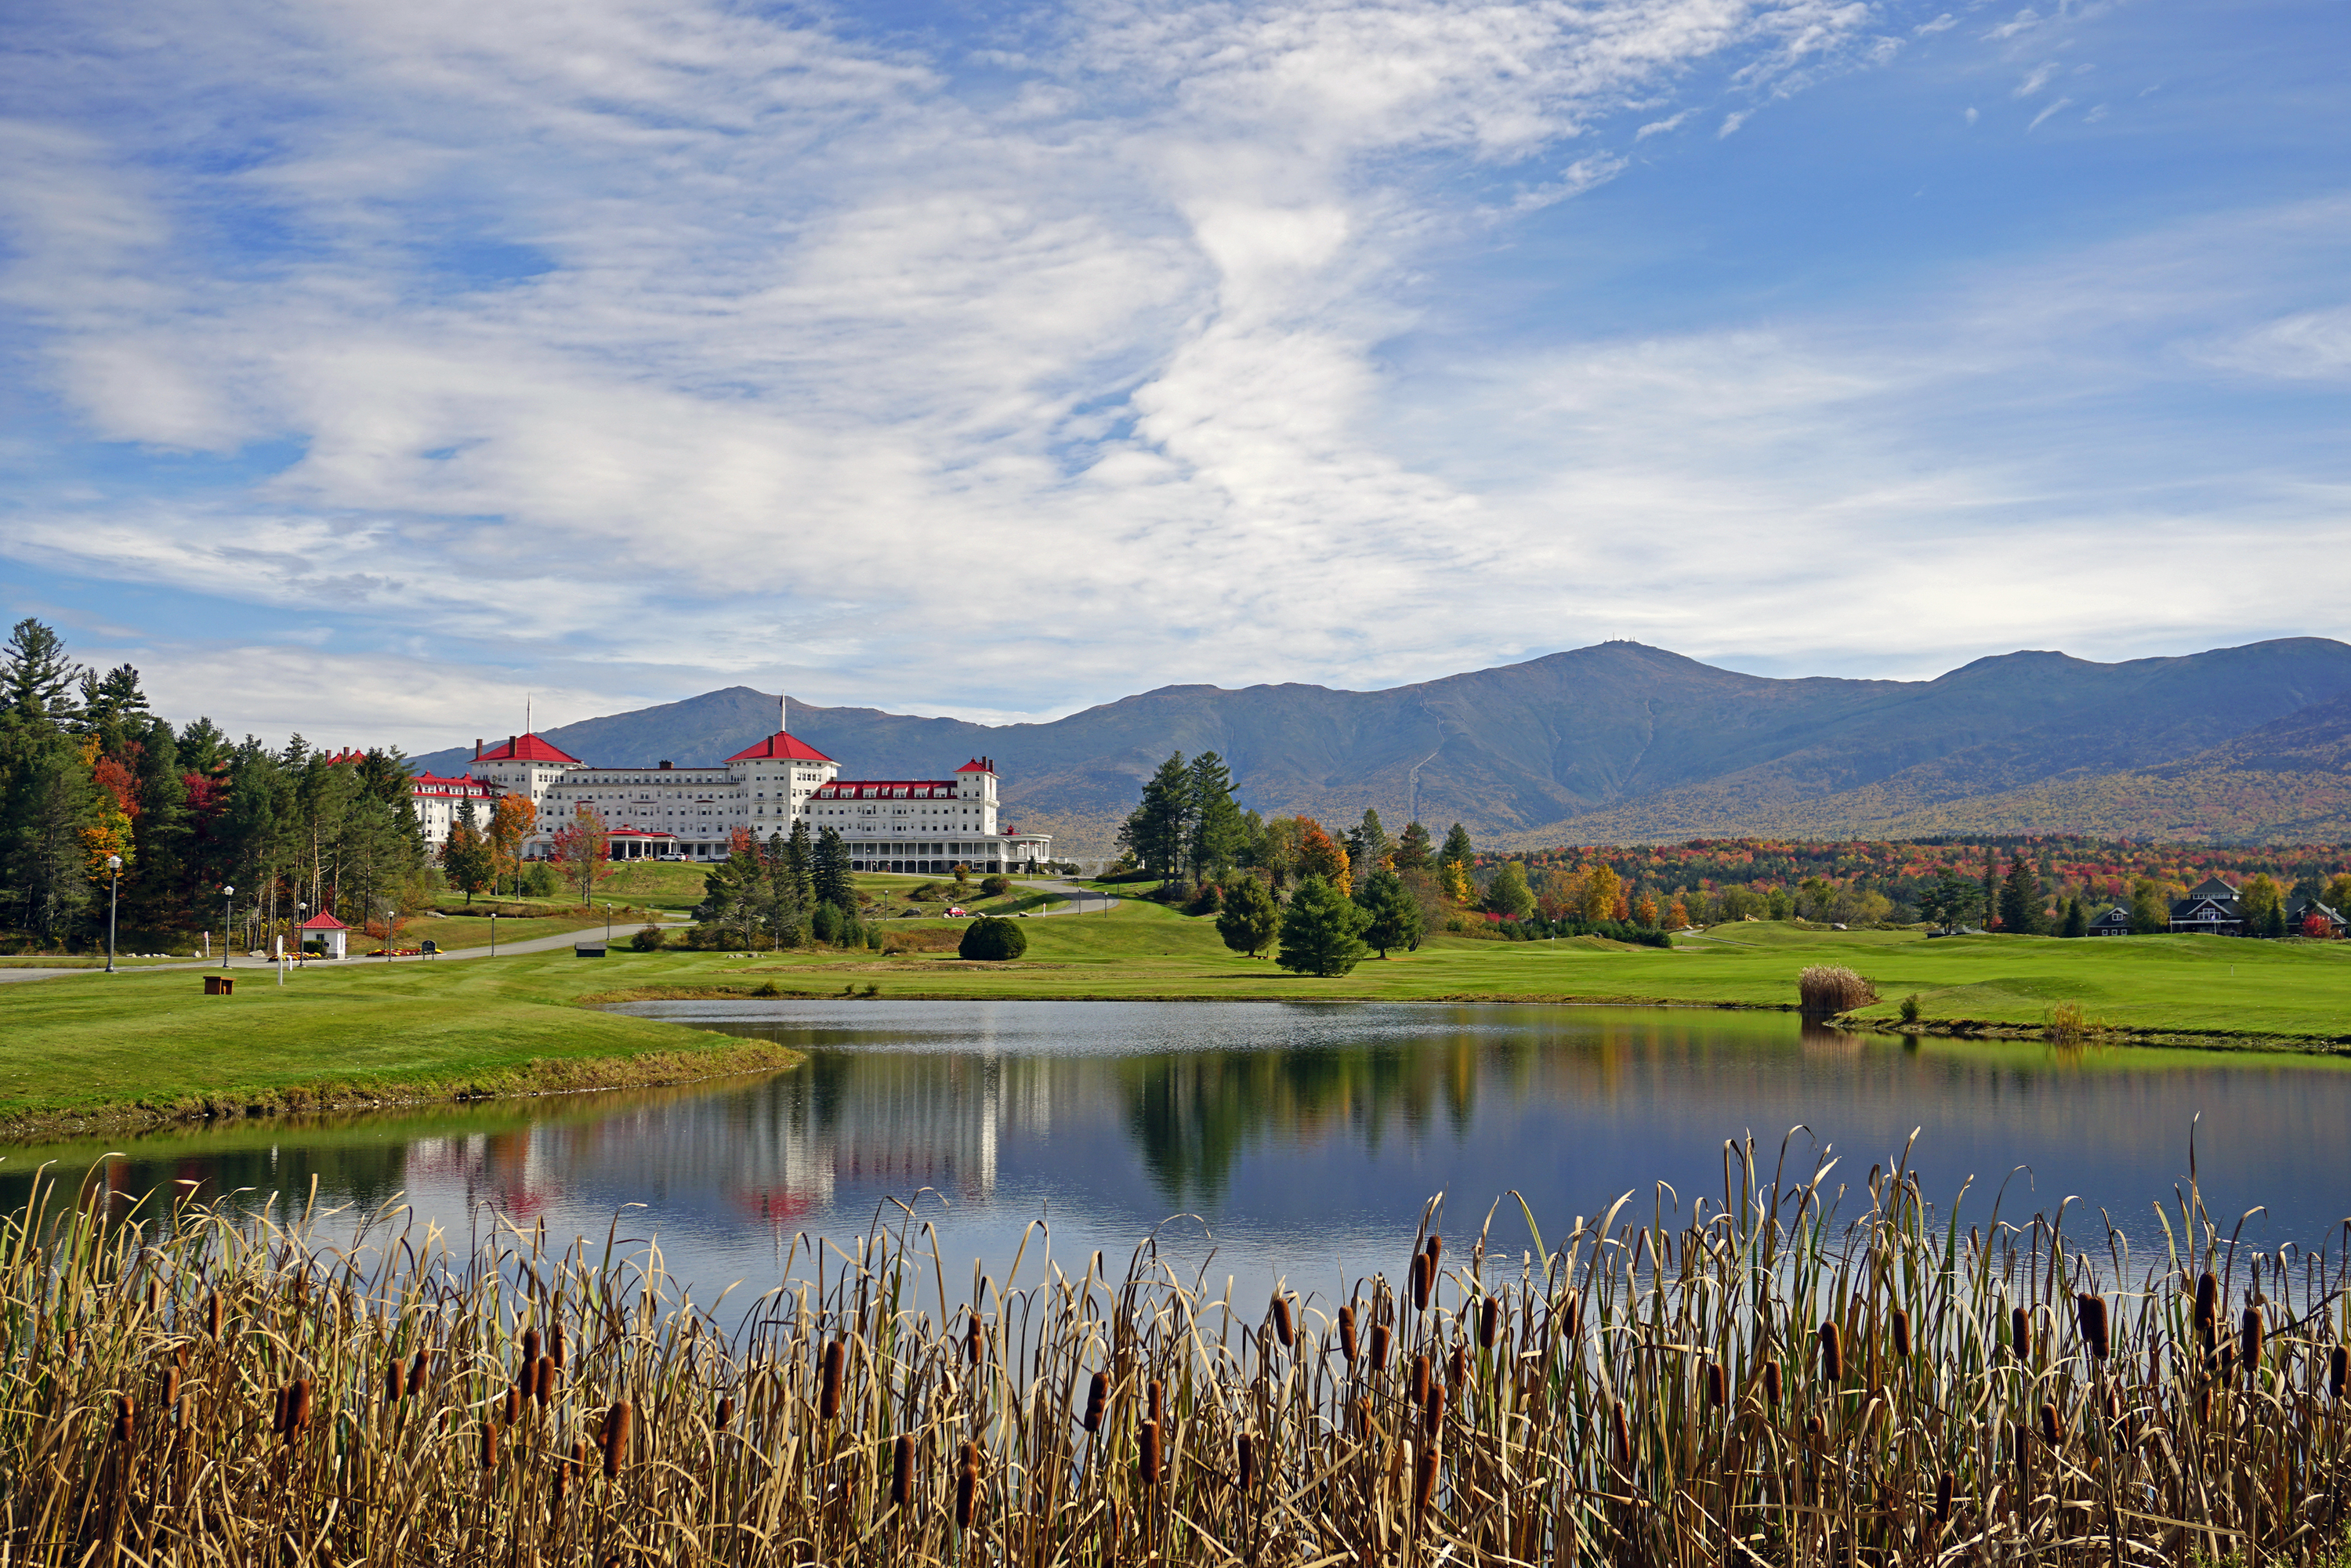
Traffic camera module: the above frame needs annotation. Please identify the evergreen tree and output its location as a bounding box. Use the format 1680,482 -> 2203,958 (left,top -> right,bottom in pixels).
1119,753 -> 1193,884
1393,820 -> 1433,871
1215,874 -> 1281,958
1439,823 -> 1474,865
122,715 -> 189,940
1483,861 -> 1535,918
2061,896 -> 2087,937
1354,867 -> 1424,958
1274,875 -> 1371,976
1998,854 -> 2045,935
701,835 -> 767,945
1187,751 -> 1246,878
1,618 -> 82,722
1346,809 -> 1392,877
813,826 -> 854,911
1982,846 -> 2000,931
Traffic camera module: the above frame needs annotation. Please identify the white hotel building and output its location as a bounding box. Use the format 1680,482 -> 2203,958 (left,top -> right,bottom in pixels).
410,710 -> 1052,875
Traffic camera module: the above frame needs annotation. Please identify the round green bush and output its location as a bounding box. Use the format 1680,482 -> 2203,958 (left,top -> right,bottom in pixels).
958,915 -> 1028,961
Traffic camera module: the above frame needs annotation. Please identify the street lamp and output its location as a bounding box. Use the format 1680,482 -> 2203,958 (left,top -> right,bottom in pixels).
221,886 -> 234,969
104,854 -> 122,973
386,910 -> 397,961
295,901 -> 307,964
489,909 -> 498,957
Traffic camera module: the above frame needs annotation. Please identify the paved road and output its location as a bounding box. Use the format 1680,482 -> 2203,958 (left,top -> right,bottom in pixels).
1016,878 -> 1120,915
0,916 -> 690,985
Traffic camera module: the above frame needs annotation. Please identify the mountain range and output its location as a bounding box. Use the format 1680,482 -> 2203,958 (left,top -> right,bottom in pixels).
408,639 -> 2351,856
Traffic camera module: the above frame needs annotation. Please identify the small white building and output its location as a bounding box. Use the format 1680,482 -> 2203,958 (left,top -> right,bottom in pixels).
411,704 -> 1052,874
300,911 -> 350,958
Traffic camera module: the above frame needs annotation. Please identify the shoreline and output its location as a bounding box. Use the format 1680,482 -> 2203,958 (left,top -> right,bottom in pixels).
0,1038 -> 806,1145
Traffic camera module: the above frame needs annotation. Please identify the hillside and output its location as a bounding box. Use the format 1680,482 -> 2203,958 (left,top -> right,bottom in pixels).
411,638 -> 2351,853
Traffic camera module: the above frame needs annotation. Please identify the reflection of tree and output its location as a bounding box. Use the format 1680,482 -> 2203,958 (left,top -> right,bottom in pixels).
1121,1038 -> 1480,1205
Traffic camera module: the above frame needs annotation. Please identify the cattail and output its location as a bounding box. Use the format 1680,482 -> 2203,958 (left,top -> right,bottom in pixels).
890,1434 -> 915,1506
1610,1399 -> 1633,1467
1479,1296 -> 1501,1349
550,1319 -> 567,1369
1425,1233 -> 1444,1270
1081,1371 -> 1109,1433
1148,1377 -> 1165,1427
1803,1410 -> 1824,1445
967,1311 -> 984,1366
1706,1360 -> 1726,1408
1411,1353 -> 1431,1407
1891,1307 -> 1912,1360
480,1419 -> 499,1471
955,1440 -> 979,1529
523,1327 -> 542,1365
820,1339 -> 845,1421
2241,1305 -> 2263,1371
505,1381 -> 522,1425
162,1364 -> 179,1418
273,1385 -> 290,1435
2194,1270 -> 2219,1350
2330,1345 -> 2348,1400
1425,1381 -> 1447,1438
384,1355 -> 402,1405
1271,1294 -> 1295,1349
1237,1433 -> 1255,1492
207,1291 -> 223,1338
1559,1296 -> 1581,1342
2077,1292 -> 2110,1360
536,1355 -> 555,1406
1139,1419 -> 1161,1486
1370,1321 -> 1393,1371
289,1378 -> 312,1436
555,1439 -> 581,1506
2219,1343 -> 2237,1385
1410,1254 -> 1429,1313
114,1393 -> 136,1444
2010,1305 -> 2030,1362
715,1394 -> 735,1432
1762,1360 -> 1781,1407
1933,1470 -> 1954,1524
1339,1305 -> 1359,1365
408,1349 -> 429,1397
603,1401 -> 631,1479
1414,1443 -> 1440,1515
2039,1400 -> 2063,1447
1819,1320 -> 1844,1382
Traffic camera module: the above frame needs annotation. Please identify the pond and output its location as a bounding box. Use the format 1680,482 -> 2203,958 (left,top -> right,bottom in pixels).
8,1001 -> 2349,1303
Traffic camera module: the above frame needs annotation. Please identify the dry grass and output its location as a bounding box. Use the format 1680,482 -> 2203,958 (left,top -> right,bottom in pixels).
6,1143 -> 2349,1566
1798,964 -> 1878,1015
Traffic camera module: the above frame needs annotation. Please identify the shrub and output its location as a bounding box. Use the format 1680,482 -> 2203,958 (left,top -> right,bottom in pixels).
629,924 -> 665,951
958,915 -> 1028,961
1184,882 -> 1224,916
980,875 -> 1011,898
2048,1000 -> 2088,1045
1798,965 -> 1876,1015
910,882 -> 947,902
1899,993 -> 1921,1024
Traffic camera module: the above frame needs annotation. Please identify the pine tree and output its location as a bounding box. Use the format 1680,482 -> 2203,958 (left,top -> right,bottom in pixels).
1120,754 -> 1194,885
1346,809 -> 1392,877
813,826 -> 853,911
1,618 -> 82,723
1187,752 -> 1246,879
1484,861 -> 1535,918
1998,854 -> 2045,935
1275,875 -> 1371,976
2061,896 -> 2087,938
1393,820 -> 1433,871
1440,823 -> 1474,865
1354,867 -> 1423,957
1215,875 -> 1281,958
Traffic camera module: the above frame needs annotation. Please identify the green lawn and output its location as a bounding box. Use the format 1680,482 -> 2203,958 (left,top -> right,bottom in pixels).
6,913 -> 2347,1133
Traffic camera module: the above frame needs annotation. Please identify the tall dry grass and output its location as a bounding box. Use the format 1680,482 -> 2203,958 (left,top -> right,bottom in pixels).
1798,965 -> 1878,1016
5,1141 -> 2349,1566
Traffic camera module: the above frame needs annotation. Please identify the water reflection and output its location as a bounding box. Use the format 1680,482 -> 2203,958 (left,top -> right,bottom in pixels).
6,1001 -> 2349,1302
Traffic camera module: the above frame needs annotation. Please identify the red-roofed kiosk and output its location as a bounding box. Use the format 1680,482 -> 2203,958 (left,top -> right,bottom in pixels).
299,911 -> 350,960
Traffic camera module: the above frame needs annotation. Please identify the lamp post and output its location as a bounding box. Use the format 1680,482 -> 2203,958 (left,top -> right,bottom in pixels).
221,886 -> 234,969
386,910 -> 397,962
490,910 -> 498,957
104,854 -> 122,973
295,901 -> 307,965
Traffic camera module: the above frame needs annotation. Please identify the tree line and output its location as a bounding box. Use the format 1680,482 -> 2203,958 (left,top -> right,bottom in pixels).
0,619 -> 431,953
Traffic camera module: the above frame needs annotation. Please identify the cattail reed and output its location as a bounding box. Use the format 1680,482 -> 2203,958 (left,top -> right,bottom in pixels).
1271,1293 -> 1294,1349
1424,1382 -> 1446,1438
523,1326 -> 541,1365
206,1290 -> 222,1338
505,1381 -> 522,1424
2011,1305 -> 2031,1361
1409,1253 -> 1429,1313
1762,1360 -> 1781,1407
715,1394 -> 735,1432
2078,1291 -> 2110,1360
480,1419 -> 499,1471
408,1349 -> 429,1396
114,1392 -> 136,1444
1369,1321 -> 1392,1371
536,1354 -> 555,1406
383,1354 -> 401,1405
1818,1319 -> 1844,1382
1478,1295 -> 1500,1349
2241,1305 -> 2263,1370
1411,1353 -> 1430,1407
1890,1306 -> 1911,1360
1706,1360 -> 1726,1407
820,1338 -> 845,1420
603,1401 -> 630,1479
966,1311 -> 983,1366
955,1439 -> 980,1529
2195,1269 -> 2220,1350
1610,1399 -> 1632,1468
1138,1420 -> 1161,1487
1339,1304 -> 1358,1365
1147,1377 -> 1164,1428
286,1378 -> 310,1441
2040,1401 -> 2064,1447
1236,1433 -> 1255,1493
890,1433 -> 915,1507
1414,1443 -> 1440,1516
1081,1371 -> 1109,1432
550,1318 -> 566,1368
2331,1345 -> 2348,1400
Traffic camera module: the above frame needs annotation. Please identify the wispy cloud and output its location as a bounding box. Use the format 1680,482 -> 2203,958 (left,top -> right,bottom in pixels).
1983,9 -> 2041,42
2029,96 -> 2074,130
2014,61 -> 2061,97
1636,110 -> 1692,139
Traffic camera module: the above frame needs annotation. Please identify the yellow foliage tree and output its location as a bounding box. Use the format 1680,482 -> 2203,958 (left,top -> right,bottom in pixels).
1579,864 -> 1621,924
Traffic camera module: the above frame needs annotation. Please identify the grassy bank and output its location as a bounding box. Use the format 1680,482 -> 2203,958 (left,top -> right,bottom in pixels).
8,1150 -> 2344,1566
7,907 -> 2348,1135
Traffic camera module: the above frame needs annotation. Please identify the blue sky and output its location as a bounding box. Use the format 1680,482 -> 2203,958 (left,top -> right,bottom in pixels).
2,0 -> 2345,751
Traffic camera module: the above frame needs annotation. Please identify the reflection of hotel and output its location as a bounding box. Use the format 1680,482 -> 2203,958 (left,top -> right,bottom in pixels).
409,701 -> 1050,873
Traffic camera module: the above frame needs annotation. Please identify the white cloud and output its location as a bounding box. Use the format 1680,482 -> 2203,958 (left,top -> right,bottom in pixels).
2014,60 -> 2060,97
1636,110 -> 1692,139
1915,13 -> 1957,34
2197,306 -> 2351,382
1719,109 -> 1755,137
2028,96 -> 2074,130
1983,9 -> 2041,42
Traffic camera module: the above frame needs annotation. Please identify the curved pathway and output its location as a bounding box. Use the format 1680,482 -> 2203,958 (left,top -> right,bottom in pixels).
1016,878 -> 1120,916
0,915 -> 690,984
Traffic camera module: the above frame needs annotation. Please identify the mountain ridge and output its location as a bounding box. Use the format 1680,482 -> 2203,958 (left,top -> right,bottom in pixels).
409,638 -> 2351,854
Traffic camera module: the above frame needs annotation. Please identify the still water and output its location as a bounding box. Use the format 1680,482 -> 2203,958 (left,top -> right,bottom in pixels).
8,1001 -> 2349,1303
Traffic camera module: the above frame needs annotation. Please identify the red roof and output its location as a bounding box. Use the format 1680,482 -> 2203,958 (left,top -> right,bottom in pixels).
813,779 -> 961,798
475,733 -> 581,765
725,731 -> 836,764
299,912 -> 349,930
955,757 -> 996,773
